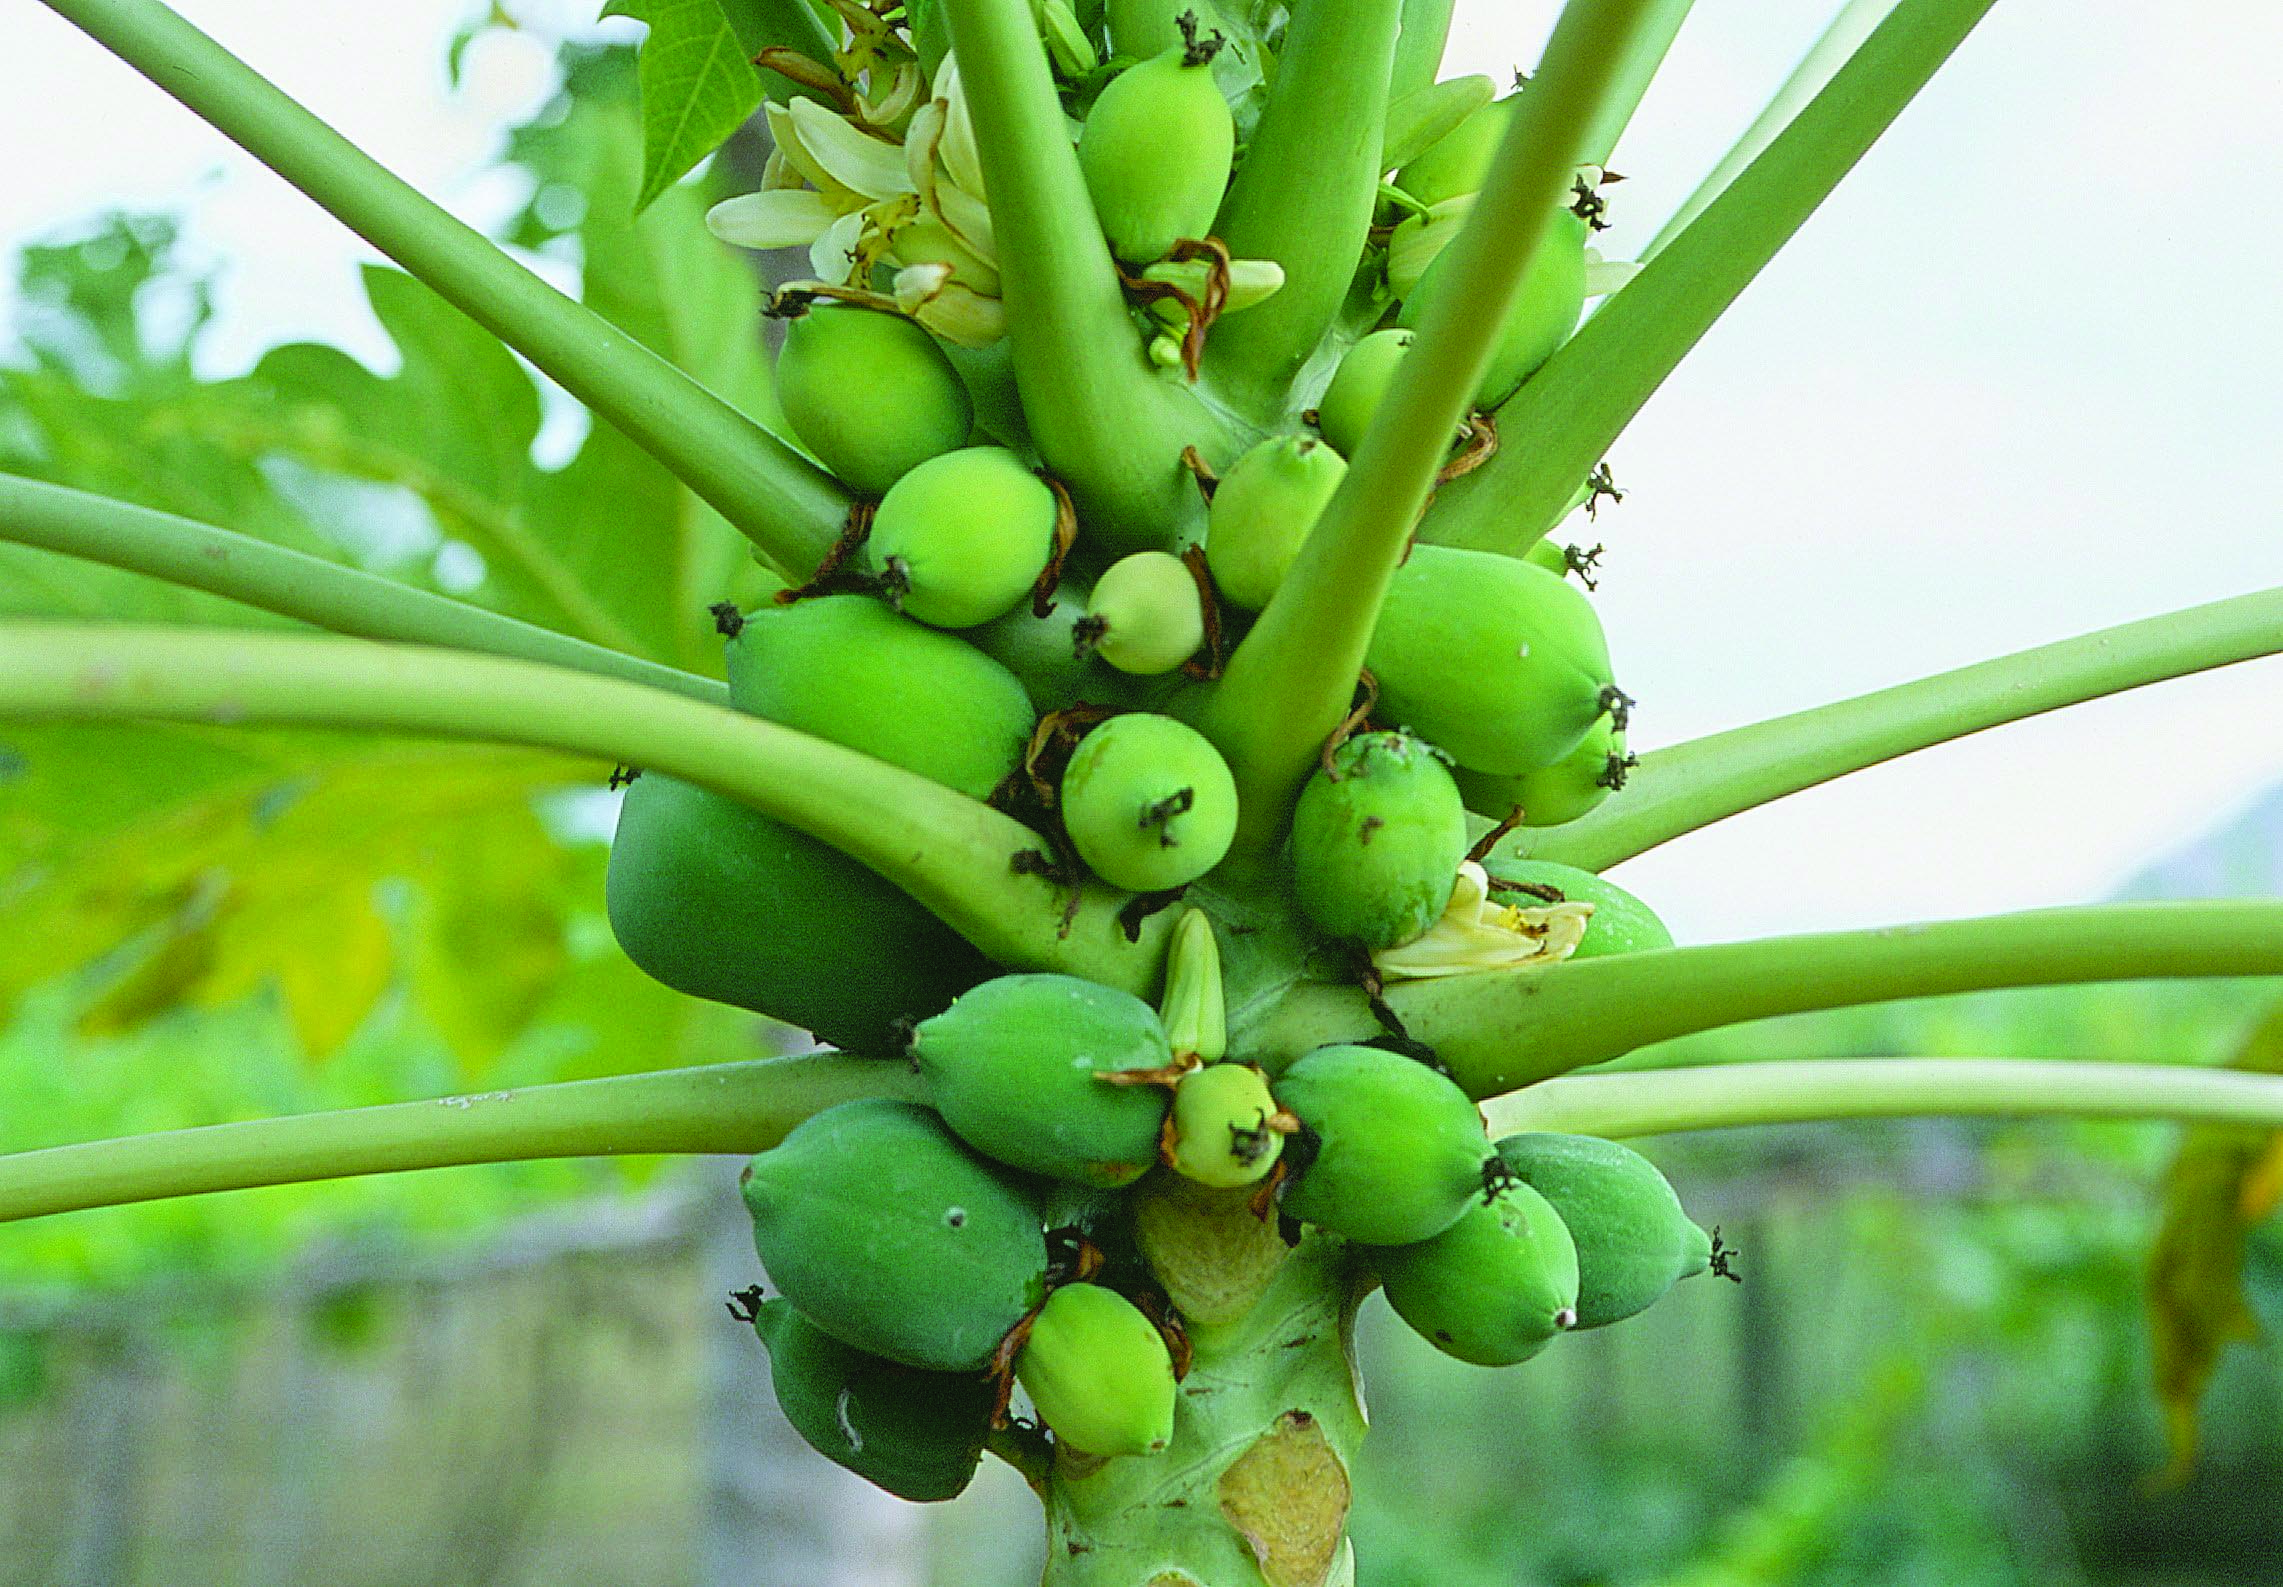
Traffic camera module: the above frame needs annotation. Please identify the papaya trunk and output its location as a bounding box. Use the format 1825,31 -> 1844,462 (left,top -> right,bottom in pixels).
1038,1223 -> 1367,1587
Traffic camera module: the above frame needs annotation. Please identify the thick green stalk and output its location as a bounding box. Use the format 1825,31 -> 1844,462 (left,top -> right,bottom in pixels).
0,473 -> 726,703
40,0 -> 849,573
941,0 -> 1229,556
1389,0 -> 1456,100
0,1054 -> 916,1223
1244,901 -> 2283,1097
1490,1058 -> 2283,1139
1194,0 -> 1668,856
1572,0 -> 1697,166
1526,585 -> 2283,872
1641,0 -> 1896,258
1421,0 -> 1994,553
1201,0 -> 1402,404
0,624 -> 1175,990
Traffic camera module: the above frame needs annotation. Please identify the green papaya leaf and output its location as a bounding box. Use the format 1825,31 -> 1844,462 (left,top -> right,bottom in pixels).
2144,1004 -> 2283,1485
603,0 -> 774,211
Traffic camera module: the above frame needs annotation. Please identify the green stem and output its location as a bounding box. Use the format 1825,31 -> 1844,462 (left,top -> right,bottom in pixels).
1572,0 -> 1697,167
1420,0 -> 1993,553
1525,585 -> 2283,872
0,1054 -> 917,1223
1641,0 -> 1896,259
1200,0 -> 1402,404
0,624 -> 1175,990
40,0 -> 849,573
1388,0 -> 1456,101
1246,901 -> 2283,1098
1490,1058 -> 2283,1139
0,473 -> 726,704
941,0 -> 1228,556
1193,0 -> 1668,855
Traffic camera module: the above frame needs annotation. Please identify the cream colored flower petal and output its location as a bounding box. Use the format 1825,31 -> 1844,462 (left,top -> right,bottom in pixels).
1373,862 -> 1592,981
896,264 -> 1006,347
1138,256 -> 1286,314
1584,248 -> 1641,298
705,189 -> 840,251
788,96 -> 916,202
765,103 -> 861,209
934,55 -> 988,202
809,206 -> 869,284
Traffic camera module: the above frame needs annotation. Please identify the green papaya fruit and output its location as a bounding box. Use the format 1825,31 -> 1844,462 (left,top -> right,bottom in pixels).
1079,20 -> 1235,265
1522,536 -> 1569,576
606,773 -> 988,1051
1272,1045 -> 1490,1245
1479,857 -> 1672,959
1493,1132 -> 1713,1329
966,576 -> 1143,712
1392,92 -> 1515,208
1371,1178 -> 1579,1365
1314,327 -> 1413,458
1289,730 -> 1468,948
724,594 -> 1035,800
866,446 -> 1058,630
913,973 -> 1174,1188
742,1099 -> 1049,1372
1204,434 -> 1347,611
775,302 -> 973,498
1060,712 -> 1239,891
1398,207 -> 1586,409
1015,1283 -> 1178,1457
1452,717 -> 1630,829
1365,544 -> 1616,776
1106,0 -> 1231,58
748,1297 -> 993,1501
1080,550 -> 1204,675
1167,1061 -> 1284,1188
1380,74 -> 1497,175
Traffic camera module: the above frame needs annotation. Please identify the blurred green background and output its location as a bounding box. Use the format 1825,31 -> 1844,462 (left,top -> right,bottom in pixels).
3,14 -> 2281,1587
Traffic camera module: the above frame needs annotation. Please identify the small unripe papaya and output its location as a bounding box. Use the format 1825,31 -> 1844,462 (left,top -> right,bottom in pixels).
966,577 -> 1143,712
1289,730 -> 1468,948
748,1298 -> 993,1502
1393,93 -> 1516,208
913,973 -> 1174,1188
606,773 -> 989,1052
1493,1132 -> 1713,1330
1015,1283 -> 1178,1457
1272,1045 -> 1490,1246
1106,0 -> 1230,58
1314,328 -> 1413,458
1079,23 -> 1235,265
725,594 -> 1035,800
1205,434 -> 1347,611
742,1099 -> 1049,1372
1081,551 -> 1204,675
1398,207 -> 1587,409
1480,857 -> 1673,959
1167,1062 -> 1284,1188
776,303 -> 973,497
1371,1179 -> 1579,1366
1060,712 -> 1238,891
866,447 -> 1058,629
1452,718 -> 1630,829
1366,544 -> 1616,776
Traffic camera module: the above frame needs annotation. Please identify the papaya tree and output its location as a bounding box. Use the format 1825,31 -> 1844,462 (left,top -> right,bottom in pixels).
5,1 -> 2283,1583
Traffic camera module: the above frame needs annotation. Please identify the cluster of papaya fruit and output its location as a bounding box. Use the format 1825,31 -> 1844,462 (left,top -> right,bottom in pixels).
735,915 -> 1717,1500
596,0 -> 1715,1506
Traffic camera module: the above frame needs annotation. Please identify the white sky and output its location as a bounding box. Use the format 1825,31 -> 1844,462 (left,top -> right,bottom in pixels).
3,1 -> 2280,946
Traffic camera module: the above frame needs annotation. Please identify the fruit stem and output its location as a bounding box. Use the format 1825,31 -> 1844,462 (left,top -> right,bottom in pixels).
0,1053 -> 920,1223
1418,0 -> 1996,554
1569,0 -> 1699,168
1523,585 -> 2283,873
0,623 -> 1180,991
1193,0 -> 1670,857
1248,900 -> 2283,1097
1491,1058 -> 2283,1139
0,474 -> 728,704
37,0 -> 851,573
1201,0 -> 1403,405
940,0 -> 1235,556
